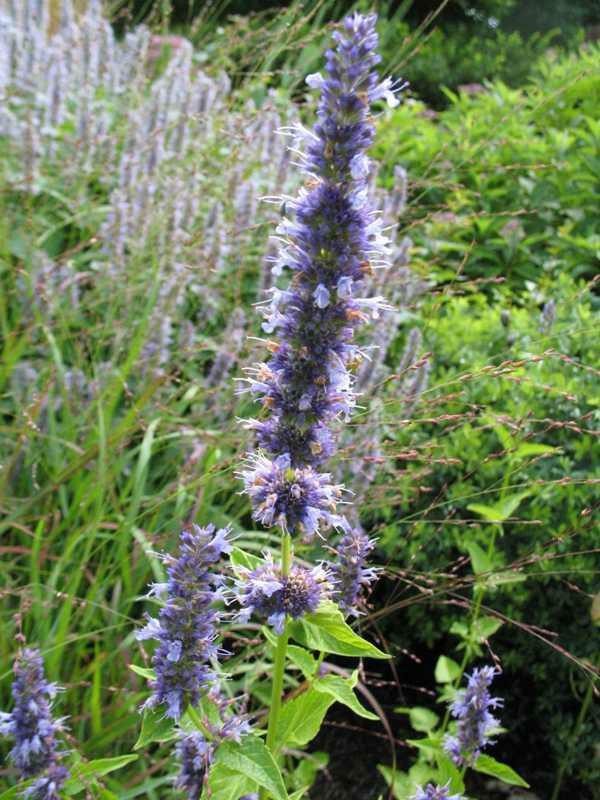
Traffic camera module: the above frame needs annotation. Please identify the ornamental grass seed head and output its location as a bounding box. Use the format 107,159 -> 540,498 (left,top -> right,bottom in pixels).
136,524 -> 231,719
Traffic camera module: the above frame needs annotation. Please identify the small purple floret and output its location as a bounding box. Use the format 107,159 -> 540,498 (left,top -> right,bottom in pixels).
0,648 -> 69,799
240,452 -> 345,540
136,524 -> 231,719
235,555 -> 331,633
412,784 -> 463,800
443,665 -> 503,766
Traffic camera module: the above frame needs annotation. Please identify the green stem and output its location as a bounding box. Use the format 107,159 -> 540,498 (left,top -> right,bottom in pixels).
260,532 -> 292,800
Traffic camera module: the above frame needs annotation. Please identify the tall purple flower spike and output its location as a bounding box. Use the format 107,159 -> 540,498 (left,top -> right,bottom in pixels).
136,524 -> 231,719
0,648 -> 69,800
239,12 -> 403,616
444,665 -> 503,766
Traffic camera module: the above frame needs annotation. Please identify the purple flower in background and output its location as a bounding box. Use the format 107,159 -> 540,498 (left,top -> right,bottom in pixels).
136,524 -> 231,719
243,11 -> 402,483
240,452 -> 345,540
330,527 -> 377,615
235,555 -> 331,633
0,648 -> 69,799
411,784 -> 463,800
444,665 -> 503,766
175,731 -> 214,800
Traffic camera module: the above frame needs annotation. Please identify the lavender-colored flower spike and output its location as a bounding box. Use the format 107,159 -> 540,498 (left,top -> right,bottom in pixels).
444,665 -> 503,766
411,784 -> 463,800
235,554 -> 331,634
136,524 -> 231,719
0,648 -> 69,799
330,527 -> 377,615
175,731 -> 214,799
243,11 -> 401,479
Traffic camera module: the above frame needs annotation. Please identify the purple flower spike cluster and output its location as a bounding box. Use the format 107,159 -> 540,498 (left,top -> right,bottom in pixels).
444,665 -> 503,766
330,527 -> 377,616
239,12 -> 402,619
136,524 -> 231,719
0,648 -> 69,800
412,784 -> 463,800
236,554 -> 331,634
175,709 -> 250,799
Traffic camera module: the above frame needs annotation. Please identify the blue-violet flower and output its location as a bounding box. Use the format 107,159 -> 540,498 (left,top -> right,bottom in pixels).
444,665 -> 503,766
235,554 -> 331,633
0,648 -> 69,799
411,784 -> 463,800
331,526 -> 377,615
136,524 -> 231,719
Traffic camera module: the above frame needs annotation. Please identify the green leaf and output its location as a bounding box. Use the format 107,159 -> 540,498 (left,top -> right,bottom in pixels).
134,708 -> 177,750
203,764 -> 256,800
513,443 -> 556,459
395,706 -> 439,733
64,755 -> 139,794
229,547 -> 263,572
287,645 -> 317,679
406,735 -> 443,758
276,687 -> 335,748
464,541 -> 492,574
377,765 -> 413,798
215,736 -> 288,800
0,786 -> 29,800
128,663 -> 155,681
473,615 -> 503,641
435,753 -> 465,795
473,754 -> 530,787
434,655 -> 461,683
289,602 -> 388,659
314,673 -> 378,721
468,490 -> 529,523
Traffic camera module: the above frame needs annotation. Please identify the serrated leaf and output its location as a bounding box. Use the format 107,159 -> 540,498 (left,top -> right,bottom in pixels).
215,736 -> 287,800
314,673 -> 378,721
473,615 -> 503,641
434,656 -> 461,683
128,663 -> 155,680
467,490 -> 529,523
406,735 -> 443,757
134,708 -> 177,750
435,753 -> 465,794
287,645 -> 317,679
473,754 -> 530,787
289,602 -> 388,659
202,764 -> 256,800
276,687 -> 335,749
63,755 -> 138,794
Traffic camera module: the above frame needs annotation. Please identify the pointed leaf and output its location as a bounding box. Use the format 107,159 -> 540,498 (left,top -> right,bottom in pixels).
64,755 -> 139,794
276,687 -> 334,749
216,736 -> 287,800
314,673 -> 378,720
289,602 -> 388,659
473,755 -> 530,787
134,708 -> 177,750
434,656 -> 461,684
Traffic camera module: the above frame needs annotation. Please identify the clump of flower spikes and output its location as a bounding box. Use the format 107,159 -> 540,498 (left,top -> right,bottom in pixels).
0,648 -> 69,800
411,784 -> 464,800
240,13 -> 402,617
235,552 -> 332,634
444,665 -> 503,766
136,524 -> 231,719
